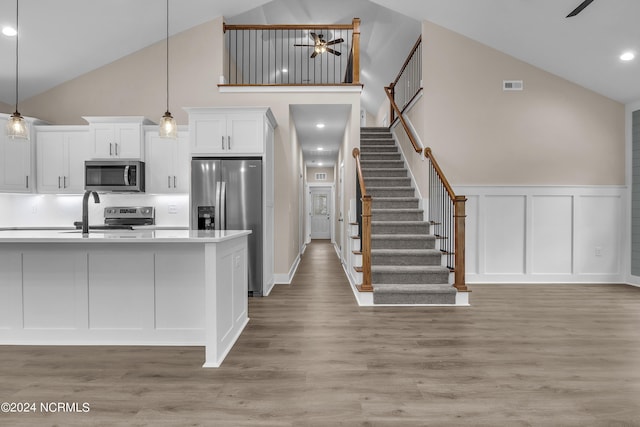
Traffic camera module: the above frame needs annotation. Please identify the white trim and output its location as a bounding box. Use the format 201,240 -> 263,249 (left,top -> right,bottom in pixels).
218,85 -> 363,94
457,185 -> 627,284
274,253 -> 301,285
625,100 -> 640,285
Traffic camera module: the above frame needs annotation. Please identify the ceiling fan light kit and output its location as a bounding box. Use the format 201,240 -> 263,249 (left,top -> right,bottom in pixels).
294,32 -> 344,58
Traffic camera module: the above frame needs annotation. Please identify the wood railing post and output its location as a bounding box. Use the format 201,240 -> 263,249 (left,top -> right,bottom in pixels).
454,195 -> 468,292
352,18 -> 360,85
389,82 -> 395,124
359,194 -> 373,292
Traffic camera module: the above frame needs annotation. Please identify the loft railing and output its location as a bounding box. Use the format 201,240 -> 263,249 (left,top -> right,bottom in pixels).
352,147 -> 372,292
223,19 -> 360,86
383,36 -> 468,293
389,36 -> 421,124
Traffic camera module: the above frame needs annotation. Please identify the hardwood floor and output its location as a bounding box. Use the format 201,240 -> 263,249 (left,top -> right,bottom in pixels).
2,240 -> 640,426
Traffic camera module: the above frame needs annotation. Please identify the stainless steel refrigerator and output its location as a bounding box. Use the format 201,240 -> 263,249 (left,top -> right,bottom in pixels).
191,158 -> 263,296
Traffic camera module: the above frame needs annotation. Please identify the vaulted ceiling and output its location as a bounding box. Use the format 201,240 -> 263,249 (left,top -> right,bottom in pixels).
1,0 -> 638,167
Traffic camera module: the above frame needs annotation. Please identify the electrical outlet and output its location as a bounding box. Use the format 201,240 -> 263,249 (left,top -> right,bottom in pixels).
168,205 -> 178,214
595,246 -> 603,257
32,206 -> 37,214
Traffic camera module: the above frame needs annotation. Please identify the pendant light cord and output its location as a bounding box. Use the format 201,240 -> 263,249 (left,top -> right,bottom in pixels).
165,0 -> 169,113
14,0 -> 20,113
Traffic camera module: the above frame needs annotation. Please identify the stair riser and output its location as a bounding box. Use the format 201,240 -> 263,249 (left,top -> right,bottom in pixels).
372,211 -> 424,221
372,199 -> 419,209
371,253 -> 442,266
361,134 -> 393,139
360,161 -> 404,169
367,188 -> 415,197
371,238 -> 435,250
362,169 -> 407,178
361,141 -> 395,147
373,292 -> 456,305
365,178 -> 411,187
372,223 -> 430,234
360,153 -> 402,161
361,146 -> 398,153
372,270 -> 449,285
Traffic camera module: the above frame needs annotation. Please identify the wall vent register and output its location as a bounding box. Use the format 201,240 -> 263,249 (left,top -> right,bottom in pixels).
503,80 -> 524,91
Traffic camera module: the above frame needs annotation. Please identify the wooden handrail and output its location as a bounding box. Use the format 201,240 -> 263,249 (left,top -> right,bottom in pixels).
384,86 -> 422,154
224,23 -> 355,31
352,148 -> 366,196
424,148 -> 455,201
392,35 -> 422,88
352,147 -> 372,292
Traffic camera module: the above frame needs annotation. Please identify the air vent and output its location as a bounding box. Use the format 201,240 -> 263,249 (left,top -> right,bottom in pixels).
503,80 -> 524,91
315,173 -> 327,181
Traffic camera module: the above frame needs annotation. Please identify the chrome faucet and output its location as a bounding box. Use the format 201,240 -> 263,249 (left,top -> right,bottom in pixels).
82,190 -> 100,236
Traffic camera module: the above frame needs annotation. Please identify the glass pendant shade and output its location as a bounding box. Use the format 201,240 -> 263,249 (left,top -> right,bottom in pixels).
159,111 -> 177,138
6,111 -> 28,140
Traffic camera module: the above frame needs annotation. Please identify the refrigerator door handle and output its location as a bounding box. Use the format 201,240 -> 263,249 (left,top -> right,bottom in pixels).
220,181 -> 227,230
215,181 -> 221,230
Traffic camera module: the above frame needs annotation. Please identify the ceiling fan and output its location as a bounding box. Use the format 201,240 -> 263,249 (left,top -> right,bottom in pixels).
294,33 -> 344,58
566,0 -> 595,17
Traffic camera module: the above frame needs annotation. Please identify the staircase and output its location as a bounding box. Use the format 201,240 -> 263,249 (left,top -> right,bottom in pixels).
359,127 -> 456,304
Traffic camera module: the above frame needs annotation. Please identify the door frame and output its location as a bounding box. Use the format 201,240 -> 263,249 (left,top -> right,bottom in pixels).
305,183 -> 335,244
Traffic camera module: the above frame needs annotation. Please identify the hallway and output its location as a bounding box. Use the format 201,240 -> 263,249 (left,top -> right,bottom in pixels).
1,241 -> 640,425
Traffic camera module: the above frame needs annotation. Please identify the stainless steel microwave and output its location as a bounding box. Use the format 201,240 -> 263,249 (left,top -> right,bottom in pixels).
85,160 -> 145,192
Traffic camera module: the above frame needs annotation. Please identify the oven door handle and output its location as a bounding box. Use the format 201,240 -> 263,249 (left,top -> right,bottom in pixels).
123,165 -> 130,186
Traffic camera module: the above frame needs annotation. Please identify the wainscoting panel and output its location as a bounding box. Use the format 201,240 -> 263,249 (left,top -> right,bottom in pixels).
531,196 -> 573,275
456,186 -> 625,283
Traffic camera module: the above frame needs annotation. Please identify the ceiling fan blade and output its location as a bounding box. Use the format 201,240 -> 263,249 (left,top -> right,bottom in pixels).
310,51 -> 318,59
325,38 -> 344,46
294,44 -> 314,47
326,48 -> 341,56
310,32 -> 319,43
566,0 -> 595,17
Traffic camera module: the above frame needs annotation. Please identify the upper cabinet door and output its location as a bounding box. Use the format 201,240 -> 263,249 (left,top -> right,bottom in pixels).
226,114 -> 263,153
0,135 -> 32,193
145,128 -> 189,194
190,114 -> 227,154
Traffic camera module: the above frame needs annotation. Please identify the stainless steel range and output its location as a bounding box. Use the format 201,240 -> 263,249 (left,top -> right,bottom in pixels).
104,206 -> 155,228
75,206 -> 155,230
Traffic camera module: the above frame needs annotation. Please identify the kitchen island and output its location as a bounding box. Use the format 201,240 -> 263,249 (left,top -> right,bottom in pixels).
0,229 -> 251,368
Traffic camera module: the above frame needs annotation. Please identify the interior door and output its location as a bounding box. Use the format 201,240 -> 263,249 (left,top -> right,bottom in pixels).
310,187 -> 331,239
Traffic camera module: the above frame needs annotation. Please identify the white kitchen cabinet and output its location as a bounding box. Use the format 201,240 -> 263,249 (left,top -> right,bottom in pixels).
83,116 -> 154,159
144,126 -> 190,193
187,108 -> 274,155
0,113 -> 46,193
35,126 -> 90,194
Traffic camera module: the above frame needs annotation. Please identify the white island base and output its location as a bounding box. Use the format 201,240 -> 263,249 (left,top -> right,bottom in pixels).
0,230 -> 251,368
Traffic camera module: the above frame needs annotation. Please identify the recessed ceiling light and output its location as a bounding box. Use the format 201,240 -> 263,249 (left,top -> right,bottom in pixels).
2,26 -> 17,37
316,123 -> 325,129
282,68 -> 288,73
317,147 -> 324,151
318,163 -> 323,166
620,51 -> 635,61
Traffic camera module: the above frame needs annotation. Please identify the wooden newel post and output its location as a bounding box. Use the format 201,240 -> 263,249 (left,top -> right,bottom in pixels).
454,195 -> 469,292
352,18 -> 361,85
359,194 -> 373,292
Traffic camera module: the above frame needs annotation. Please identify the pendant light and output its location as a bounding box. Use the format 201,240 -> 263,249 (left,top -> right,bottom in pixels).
6,0 -> 29,140
159,0 -> 177,138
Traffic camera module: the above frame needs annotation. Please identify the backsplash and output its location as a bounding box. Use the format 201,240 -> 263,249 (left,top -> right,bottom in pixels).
0,193 -> 189,228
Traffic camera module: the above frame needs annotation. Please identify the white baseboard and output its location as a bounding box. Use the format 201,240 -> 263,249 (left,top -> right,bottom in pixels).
274,253 -> 302,285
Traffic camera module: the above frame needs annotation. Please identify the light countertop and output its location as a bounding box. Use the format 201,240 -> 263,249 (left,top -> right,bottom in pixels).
0,229 -> 251,244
